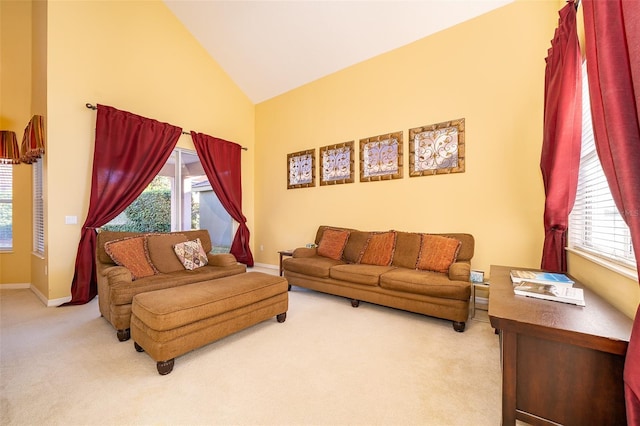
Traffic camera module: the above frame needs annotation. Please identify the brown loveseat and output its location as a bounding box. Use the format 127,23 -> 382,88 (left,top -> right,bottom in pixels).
96,229 -> 246,341
283,226 -> 474,332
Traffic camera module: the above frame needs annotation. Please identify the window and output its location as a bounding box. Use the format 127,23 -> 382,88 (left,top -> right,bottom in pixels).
33,160 -> 44,255
568,62 -> 636,269
103,148 -> 234,252
0,164 -> 12,251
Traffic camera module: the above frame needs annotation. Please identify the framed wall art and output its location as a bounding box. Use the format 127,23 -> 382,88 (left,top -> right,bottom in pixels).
359,131 -> 403,182
320,141 -> 354,186
409,118 -> 465,176
287,149 -> 315,189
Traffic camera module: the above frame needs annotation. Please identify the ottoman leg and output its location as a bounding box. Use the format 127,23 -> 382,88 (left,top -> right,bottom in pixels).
277,312 -> 287,323
134,342 -> 145,352
116,328 -> 130,342
157,359 -> 175,375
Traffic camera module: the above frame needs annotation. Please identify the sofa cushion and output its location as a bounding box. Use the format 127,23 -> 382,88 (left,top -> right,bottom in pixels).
392,231 -> 422,269
330,264 -> 395,286
282,256 -> 344,278
104,236 -> 157,280
343,231 -> 371,263
416,234 -> 461,273
146,233 -> 188,273
207,253 -> 238,267
380,269 -> 470,300
173,238 -> 209,270
317,228 -> 350,260
359,231 -> 396,266
109,264 -> 248,306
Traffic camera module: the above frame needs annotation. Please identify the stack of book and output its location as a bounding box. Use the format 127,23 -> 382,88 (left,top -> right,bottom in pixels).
510,270 -> 585,306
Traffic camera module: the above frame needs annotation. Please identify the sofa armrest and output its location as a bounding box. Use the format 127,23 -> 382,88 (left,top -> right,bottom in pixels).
293,247 -> 317,258
103,266 -> 133,283
207,253 -> 238,267
449,261 -> 471,282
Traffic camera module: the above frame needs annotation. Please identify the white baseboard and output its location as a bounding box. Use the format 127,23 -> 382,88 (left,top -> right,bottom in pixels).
252,262 -> 277,270
1,283 -> 30,289
1,283 -> 71,307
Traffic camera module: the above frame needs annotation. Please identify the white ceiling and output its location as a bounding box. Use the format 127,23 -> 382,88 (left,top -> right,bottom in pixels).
163,0 -> 515,103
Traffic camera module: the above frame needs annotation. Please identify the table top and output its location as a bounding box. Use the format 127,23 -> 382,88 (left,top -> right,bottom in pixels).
488,265 -> 632,355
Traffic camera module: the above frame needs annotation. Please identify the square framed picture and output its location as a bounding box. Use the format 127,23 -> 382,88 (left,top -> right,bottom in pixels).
409,118 -> 465,176
320,141 -> 354,186
359,131 -> 403,182
287,149 -> 315,189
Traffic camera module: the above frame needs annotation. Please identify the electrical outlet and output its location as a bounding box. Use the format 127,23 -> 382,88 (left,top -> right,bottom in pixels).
260,245 -> 264,251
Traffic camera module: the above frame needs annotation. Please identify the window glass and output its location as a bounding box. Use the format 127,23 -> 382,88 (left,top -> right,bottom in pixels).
33,160 -> 44,255
568,62 -> 636,268
0,164 -> 12,250
103,149 -> 233,252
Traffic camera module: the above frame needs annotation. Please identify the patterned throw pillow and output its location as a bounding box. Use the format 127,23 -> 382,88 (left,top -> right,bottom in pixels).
317,228 -> 351,260
416,234 -> 462,273
173,238 -> 209,270
104,236 -> 157,280
359,231 -> 397,266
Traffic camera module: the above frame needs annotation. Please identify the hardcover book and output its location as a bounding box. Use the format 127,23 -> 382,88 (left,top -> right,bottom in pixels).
513,281 -> 585,306
510,269 -> 574,286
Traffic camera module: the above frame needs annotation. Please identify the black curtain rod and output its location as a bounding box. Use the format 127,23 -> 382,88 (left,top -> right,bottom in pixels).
85,103 -> 248,151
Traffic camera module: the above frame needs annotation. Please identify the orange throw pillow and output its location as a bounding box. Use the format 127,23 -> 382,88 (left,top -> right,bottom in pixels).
317,228 -> 350,260
416,234 -> 461,273
104,236 -> 157,280
359,231 -> 396,266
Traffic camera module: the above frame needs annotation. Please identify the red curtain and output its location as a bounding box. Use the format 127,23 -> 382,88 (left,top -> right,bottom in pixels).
65,105 -> 181,305
191,132 -> 254,266
540,0 -> 582,273
583,1 -> 640,423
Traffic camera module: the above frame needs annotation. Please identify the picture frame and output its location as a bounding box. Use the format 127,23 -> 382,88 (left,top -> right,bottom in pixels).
320,141 -> 354,186
409,118 -> 465,176
287,149 -> 315,189
359,131 -> 403,182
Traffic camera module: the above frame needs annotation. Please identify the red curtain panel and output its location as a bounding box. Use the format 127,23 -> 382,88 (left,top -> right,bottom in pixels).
540,0 -> 582,273
583,1 -> 640,423
191,132 -> 254,266
65,105 -> 181,305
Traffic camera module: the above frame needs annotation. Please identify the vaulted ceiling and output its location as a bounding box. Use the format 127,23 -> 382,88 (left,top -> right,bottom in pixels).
163,1 -> 515,103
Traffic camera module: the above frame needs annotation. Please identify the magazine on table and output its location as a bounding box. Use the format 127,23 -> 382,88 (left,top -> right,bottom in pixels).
513,281 -> 585,307
510,269 -> 574,287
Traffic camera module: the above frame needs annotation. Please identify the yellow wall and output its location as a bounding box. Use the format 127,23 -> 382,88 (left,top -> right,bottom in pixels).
0,0 -> 33,287
3,0 -> 638,317
41,0 -> 254,301
255,1 -> 557,276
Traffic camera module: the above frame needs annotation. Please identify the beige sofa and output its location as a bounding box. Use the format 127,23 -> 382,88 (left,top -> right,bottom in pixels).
96,229 -> 246,341
283,226 -> 474,332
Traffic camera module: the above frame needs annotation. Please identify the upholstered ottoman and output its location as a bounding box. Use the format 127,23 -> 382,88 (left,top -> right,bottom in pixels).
131,272 -> 288,375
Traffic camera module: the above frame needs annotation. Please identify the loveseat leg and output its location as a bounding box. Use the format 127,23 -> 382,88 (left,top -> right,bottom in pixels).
157,359 -> 175,375
277,312 -> 287,323
350,299 -> 360,308
117,328 -> 131,342
134,342 -> 144,352
452,321 -> 466,332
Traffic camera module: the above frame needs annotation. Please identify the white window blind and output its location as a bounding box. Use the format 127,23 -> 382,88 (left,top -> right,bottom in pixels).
568,62 -> 636,268
0,164 -> 12,250
33,160 -> 44,255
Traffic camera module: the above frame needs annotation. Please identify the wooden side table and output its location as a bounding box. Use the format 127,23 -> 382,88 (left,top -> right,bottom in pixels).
488,264 -> 631,426
278,250 -> 294,276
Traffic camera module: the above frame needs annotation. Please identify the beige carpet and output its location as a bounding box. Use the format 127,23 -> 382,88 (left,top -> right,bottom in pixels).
0,275 -> 501,426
